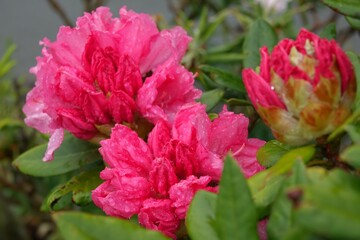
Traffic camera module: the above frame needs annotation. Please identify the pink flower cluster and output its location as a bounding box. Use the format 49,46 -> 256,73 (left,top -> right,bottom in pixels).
23,7 -> 199,161
24,6 -> 267,239
92,103 -> 265,238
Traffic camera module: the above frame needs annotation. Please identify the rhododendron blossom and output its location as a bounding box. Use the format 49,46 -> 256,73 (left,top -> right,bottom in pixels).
242,28 -> 355,145
92,103 -> 265,238
23,6 -> 200,161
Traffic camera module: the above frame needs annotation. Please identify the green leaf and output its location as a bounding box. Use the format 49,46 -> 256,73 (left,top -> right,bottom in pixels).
13,135 -> 101,177
203,53 -> 246,63
256,140 -> 292,167
42,169 -> 103,211
226,98 -> 252,107
295,169 -> 360,239
243,19 -> 278,69
199,89 -> 224,112
249,119 -> 273,141
200,65 -> 246,93
0,43 -> 16,78
346,16 -> 360,29
186,191 -> 219,240
215,155 -> 258,240
340,144 -> 360,169
208,36 -> 244,54
200,9 -> 228,44
348,52 -> 360,110
322,0 -> 360,19
267,160 -> 308,240
72,170 -> 103,206
248,169 -> 286,217
344,124 -> 360,143
53,212 -> 169,240
319,23 -> 336,39
268,145 -> 315,177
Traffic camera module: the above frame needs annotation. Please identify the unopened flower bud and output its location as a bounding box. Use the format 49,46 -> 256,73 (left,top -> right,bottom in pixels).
242,28 -> 356,145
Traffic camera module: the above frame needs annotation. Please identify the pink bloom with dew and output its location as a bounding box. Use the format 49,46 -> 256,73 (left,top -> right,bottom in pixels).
242,28 -> 355,145
92,103 -> 265,238
23,6 -> 199,161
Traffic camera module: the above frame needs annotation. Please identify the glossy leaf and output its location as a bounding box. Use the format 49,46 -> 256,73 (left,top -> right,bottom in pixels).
53,212 -> 169,240
200,65 -> 246,93
322,0 -> 360,19
186,191 -> 219,240
256,140 -> 292,167
42,169 -> 102,211
13,136 -> 101,177
243,19 -> 278,69
215,155 -> 258,240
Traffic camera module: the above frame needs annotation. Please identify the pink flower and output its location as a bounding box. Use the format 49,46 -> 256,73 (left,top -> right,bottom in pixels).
257,218 -> 268,240
92,103 -> 265,238
242,28 -> 355,145
23,6 -> 199,161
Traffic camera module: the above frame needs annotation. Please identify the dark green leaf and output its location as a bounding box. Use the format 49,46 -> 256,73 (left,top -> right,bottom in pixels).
249,119 -> 273,141
346,16 -> 360,29
186,191 -> 219,240
322,0 -> 360,19
348,52 -> 360,110
13,135 -> 101,177
200,65 -> 246,93
256,140 -> 292,167
226,98 -> 252,107
215,155 -> 258,240
340,144 -> 360,169
42,169 -> 102,211
319,23 -> 336,39
243,19 -> 278,69
203,53 -> 246,63
208,36 -> 244,54
53,212 -> 169,240
72,170 -> 102,206
295,169 -> 360,239
199,89 -> 224,112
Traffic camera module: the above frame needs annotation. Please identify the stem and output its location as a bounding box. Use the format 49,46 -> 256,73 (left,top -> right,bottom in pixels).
47,0 -> 74,27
